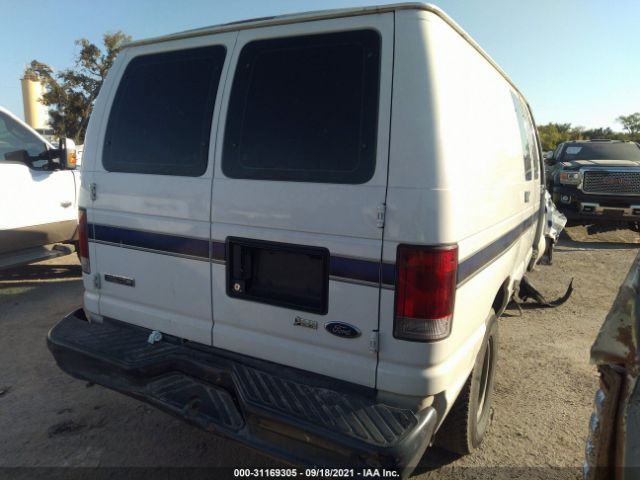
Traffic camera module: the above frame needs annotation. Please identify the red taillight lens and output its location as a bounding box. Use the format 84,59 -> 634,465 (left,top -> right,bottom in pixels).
78,208 -> 90,274
394,245 -> 458,341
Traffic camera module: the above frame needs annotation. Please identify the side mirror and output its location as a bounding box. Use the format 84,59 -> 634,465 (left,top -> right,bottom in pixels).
543,151 -> 555,166
58,138 -> 77,169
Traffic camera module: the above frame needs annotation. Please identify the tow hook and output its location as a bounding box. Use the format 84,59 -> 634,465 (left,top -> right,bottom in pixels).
147,330 -> 163,344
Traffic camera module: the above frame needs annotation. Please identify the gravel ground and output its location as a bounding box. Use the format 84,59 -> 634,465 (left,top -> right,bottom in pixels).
0,225 -> 637,479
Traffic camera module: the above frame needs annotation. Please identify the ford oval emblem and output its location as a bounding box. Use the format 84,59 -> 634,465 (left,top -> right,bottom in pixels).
325,322 -> 361,339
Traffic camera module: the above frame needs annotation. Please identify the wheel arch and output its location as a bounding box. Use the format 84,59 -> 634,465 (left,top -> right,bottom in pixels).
492,277 -> 511,317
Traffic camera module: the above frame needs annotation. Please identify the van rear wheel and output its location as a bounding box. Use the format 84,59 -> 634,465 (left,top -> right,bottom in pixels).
436,312 -> 498,455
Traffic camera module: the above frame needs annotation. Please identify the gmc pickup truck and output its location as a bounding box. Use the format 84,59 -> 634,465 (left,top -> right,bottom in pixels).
546,139 -> 640,227
0,106 -> 80,269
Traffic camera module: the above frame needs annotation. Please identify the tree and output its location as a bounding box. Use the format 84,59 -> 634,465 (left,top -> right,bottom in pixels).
616,113 -> 640,137
25,31 -> 131,143
581,127 -> 626,141
537,124 -> 561,151
537,123 -> 579,151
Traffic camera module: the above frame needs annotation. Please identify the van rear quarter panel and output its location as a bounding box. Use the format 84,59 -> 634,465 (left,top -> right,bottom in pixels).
78,47 -> 126,314
378,10 -> 529,400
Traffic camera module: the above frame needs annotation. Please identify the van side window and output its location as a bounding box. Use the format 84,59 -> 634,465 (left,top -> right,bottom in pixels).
522,102 -> 540,180
222,30 -> 381,184
510,92 -> 533,181
103,46 -> 226,176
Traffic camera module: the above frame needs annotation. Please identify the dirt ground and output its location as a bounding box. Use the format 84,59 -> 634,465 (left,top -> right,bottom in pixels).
0,225 -> 637,479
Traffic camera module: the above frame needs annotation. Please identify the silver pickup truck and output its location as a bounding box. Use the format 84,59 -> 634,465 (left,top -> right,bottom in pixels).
0,106 -> 80,269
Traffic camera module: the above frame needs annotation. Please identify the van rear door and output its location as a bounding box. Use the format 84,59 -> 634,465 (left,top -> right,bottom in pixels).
90,35 -> 234,344
210,14 -> 394,387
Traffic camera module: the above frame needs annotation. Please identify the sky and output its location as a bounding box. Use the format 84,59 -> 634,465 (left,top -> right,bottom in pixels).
2,0 -> 639,130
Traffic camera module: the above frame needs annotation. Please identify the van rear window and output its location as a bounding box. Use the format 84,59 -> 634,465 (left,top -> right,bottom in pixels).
222,30 -> 380,184
103,46 -> 226,176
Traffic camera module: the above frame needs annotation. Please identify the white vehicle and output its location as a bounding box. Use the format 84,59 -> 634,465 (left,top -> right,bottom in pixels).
48,4 -> 546,475
0,106 -> 80,269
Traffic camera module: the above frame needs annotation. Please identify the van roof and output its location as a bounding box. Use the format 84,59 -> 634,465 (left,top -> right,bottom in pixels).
126,3 -> 440,48
125,3 -> 528,115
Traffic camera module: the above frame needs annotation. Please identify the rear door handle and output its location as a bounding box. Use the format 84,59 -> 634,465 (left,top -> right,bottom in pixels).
524,191 -> 531,203
61,201 -> 72,208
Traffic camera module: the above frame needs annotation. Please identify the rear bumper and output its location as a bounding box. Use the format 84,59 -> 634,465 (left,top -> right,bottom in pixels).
47,309 -> 436,476
551,186 -> 640,222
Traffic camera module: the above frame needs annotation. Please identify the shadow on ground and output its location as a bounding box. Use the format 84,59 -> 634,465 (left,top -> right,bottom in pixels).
0,263 -> 82,303
413,447 -> 461,476
0,264 -> 81,283
557,238 -> 639,251
558,224 -> 639,250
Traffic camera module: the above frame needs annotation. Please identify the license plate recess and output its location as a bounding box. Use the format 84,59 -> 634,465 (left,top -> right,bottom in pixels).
226,237 -> 329,314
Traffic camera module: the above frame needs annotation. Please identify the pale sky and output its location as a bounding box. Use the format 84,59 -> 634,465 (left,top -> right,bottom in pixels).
2,0 -> 639,130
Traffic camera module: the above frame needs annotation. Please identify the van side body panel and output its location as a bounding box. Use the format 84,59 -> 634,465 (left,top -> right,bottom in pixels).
377,11 -> 540,401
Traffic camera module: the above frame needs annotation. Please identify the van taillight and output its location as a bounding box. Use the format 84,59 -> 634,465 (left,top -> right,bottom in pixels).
394,245 -> 458,341
78,208 -> 90,274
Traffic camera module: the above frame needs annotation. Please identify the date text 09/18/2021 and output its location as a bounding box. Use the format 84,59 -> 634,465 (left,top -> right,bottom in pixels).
233,468 -> 400,478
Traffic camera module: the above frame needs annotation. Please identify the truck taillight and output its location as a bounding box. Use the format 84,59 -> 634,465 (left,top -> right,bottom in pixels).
394,245 -> 458,341
78,208 -> 90,274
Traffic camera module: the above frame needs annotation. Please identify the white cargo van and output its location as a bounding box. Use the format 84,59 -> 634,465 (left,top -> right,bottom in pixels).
48,3 -> 546,475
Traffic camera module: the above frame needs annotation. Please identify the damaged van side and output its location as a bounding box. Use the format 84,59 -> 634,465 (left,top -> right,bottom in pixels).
47,3 -> 546,476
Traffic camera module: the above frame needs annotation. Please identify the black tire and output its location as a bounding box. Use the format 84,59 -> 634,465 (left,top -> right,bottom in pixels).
436,312 -> 498,455
543,237 -> 554,265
